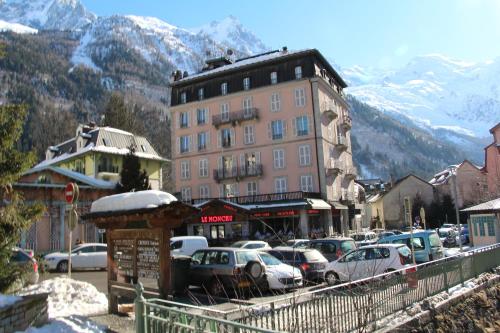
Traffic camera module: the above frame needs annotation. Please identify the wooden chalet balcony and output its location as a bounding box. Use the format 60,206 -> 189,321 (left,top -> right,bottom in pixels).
212,108 -> 259,128
326,158 -> 343,176
321,101 -> 338,121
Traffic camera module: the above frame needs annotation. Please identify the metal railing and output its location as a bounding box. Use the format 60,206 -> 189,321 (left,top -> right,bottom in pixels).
191,191 -> 322,205
212,108 -> 259,127
213,164 -> 264,182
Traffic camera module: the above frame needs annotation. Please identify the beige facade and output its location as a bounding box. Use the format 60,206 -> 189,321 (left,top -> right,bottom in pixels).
485,123 -> 500,198
169,49 -> 356,237
461,198 -> 500,247
367,175 -> 435,229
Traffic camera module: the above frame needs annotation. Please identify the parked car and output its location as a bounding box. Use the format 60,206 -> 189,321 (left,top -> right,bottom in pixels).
258,251 -> 303,290
189,248 -> 267,296
267,247 -> 327,283
378,230 -> 444,263
11,248 -> 39,285
351,232 -> 378,247
378,231 -> 396,240
44,243 -> 107,272
437,228 -> 458,247
230,240 -> 272,250
171,236 -> 208,257
307,237 -> 357,262
284,239 -> 310,248
324,244 -> 414,285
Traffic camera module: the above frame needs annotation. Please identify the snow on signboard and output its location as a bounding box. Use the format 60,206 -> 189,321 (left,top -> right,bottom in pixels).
91,190 -> 177,214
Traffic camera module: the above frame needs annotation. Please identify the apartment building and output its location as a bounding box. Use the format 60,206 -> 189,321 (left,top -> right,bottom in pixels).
169,48 -> 356,242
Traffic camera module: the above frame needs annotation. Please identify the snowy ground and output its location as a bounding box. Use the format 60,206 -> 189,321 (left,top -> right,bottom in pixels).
15,277 -> 109,333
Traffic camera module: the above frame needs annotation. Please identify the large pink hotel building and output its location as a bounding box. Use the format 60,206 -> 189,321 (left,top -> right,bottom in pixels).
169,48 -> 357,243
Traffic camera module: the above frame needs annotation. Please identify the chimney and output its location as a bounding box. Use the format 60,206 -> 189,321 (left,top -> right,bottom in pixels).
282,46 -> 288,53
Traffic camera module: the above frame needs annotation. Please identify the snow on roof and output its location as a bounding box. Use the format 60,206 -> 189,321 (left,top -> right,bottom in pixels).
175,49 -> 310,84
307,198 -> 332,210
90,190 -> 178,213
461,197 -> 500,212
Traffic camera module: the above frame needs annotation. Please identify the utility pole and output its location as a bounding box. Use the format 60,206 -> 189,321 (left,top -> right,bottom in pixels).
404,196 -> 416,265
450,169 -> 463,251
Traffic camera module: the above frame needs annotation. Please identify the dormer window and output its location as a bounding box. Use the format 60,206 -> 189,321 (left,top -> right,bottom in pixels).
180,92 -> 187,104
295,66 -> 302,79
221,82 -> 228,95
243,77 -> 251,90
198,88 -> 204,101
270,71 -> 278,84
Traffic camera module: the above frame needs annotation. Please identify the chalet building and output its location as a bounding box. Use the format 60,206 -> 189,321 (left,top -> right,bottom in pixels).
15,124 -> 167,253
461,197 -> 500,247
169,48 -> 357,242
429,160 -> 488,208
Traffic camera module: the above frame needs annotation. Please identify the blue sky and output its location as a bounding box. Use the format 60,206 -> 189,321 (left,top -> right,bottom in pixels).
81,0 -> 500,69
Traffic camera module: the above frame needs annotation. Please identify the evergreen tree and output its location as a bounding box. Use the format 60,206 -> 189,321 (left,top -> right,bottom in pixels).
116,145 -> 151,193
0,105 -> 43,292
102,92 -> 136,133
441,194 -> 457,225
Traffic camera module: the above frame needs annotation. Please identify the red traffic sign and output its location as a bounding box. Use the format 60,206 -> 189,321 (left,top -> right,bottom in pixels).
65,182 -> 78,204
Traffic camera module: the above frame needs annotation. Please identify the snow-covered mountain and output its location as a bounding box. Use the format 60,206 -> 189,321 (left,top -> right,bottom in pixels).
0,19 -> 37,34
191,16 -> 268,56
0,0 -> 96,30
341,54 -> 500,138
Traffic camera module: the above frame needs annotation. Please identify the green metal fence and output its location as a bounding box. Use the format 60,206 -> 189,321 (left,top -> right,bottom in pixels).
135,243 -> 500,333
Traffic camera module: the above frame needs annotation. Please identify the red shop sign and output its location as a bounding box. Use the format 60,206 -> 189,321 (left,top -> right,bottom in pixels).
201,215 -> 234,223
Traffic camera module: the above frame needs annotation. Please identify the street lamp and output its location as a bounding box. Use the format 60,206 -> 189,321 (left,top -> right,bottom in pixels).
450,167 -> 463,251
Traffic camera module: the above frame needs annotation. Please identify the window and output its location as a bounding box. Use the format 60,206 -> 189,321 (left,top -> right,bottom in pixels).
296,116 -> 309,136
198,132 -> 207,151
271,120 -> 284,140
244,125 -> 255,144
197,108 -> 207,125
193,225 -> 204,236
180,135 -> 190,153
275,177 -> 287,193
181,187 -> 191,202
198,88 -> 204,100
295,66 -> 302,79
299,145 -> 311,166
273,149 -> 285,169
180,161 -> 190,179
247,182 -> 258,195
479,222 -> 486,236
487,221 -> 495,236
295,88 -> 306,107
199,159 -> 208,178
300,175 -> 313,192
243,77 -> 251,90
221,128 -> 233,147
210,225 -> 225,240
199,185 -> 210,199
180,92 -> 187,104
270,92 -> 281,112
220,103 -> 229,121
270,71 -> 278,84
243,97 -> 252,117
221,82 -> 228,95
222,183 -> 238,198
180,112 -> 189,128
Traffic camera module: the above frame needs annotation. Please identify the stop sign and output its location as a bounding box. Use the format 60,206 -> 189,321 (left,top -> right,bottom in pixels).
65,183 -> 76,204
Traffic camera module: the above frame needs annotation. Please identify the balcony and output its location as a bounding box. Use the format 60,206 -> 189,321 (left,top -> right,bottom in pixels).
340,113 -> 352,130
321,101 -> 338,121
239,164 -> 263,179
213,164 -> 264,183
344,166 -> 357,179
334,135 -> 348,151
212,108 -> 259,128
326,159 -> 343,176
213,167 -> 238,182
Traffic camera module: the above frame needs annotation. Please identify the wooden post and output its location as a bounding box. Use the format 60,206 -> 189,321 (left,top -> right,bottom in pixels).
158,226 -> 171,298
107,231 -> 118,314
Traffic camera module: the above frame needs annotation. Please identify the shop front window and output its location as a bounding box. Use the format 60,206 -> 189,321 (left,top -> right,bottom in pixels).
210,225 -> 225,239
193,225 -> 204,236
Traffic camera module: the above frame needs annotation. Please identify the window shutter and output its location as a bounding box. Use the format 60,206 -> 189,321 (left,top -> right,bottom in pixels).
188,135 -> 193,152
175,113 -> 180,129
240,154 -> 245,169
187,111 -> 191,127
217,130 -> 221,148
283,121 -> 288,138
255,151 -> 261,164
292,118 -> 297,137
308,116 -> 313,135
230,128 -> 236,147
206,132 -> 211,148
268,122 -> 272,139
206,108 -> 210,124
217,156 -> 223,170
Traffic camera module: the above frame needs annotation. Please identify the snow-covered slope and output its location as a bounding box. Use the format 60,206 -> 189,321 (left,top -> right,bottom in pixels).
0,0 -> 96,30
342,54 -> 500,137
0,19 -> 37,34
191,16 -> 269,55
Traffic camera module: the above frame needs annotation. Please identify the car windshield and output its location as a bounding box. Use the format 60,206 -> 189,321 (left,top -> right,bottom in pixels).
71,246 -> 84,253
341,241 -> 356,253
397,246 -> 411,257
259,252 -> 281,266
303,250 -> 324,261
231,241 -> 247,248
429,233 -> 442,248
235,251 -> 260,264
352,234 -> 365,241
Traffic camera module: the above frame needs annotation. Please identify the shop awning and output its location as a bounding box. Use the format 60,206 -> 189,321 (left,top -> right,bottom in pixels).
330,201 -> 348,210
307,199 -> 331,210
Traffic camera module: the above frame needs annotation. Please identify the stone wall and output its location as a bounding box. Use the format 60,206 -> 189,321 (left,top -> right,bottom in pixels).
0,293 -> 48,333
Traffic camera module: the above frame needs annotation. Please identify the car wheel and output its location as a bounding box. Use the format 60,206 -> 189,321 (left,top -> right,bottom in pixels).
325,271 -> 339,286
57,260 -> 69,273
244,261 -> 264,280
208,279 -> 224,297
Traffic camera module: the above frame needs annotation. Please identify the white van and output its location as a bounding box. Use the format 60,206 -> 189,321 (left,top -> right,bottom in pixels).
170,236 -> 208,257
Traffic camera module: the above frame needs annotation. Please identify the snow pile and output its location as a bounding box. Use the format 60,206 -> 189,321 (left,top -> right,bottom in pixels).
17,277 -> 107,318
0,294 -> 21,308
22,316 -> 106,333
91,190 -> 178,213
